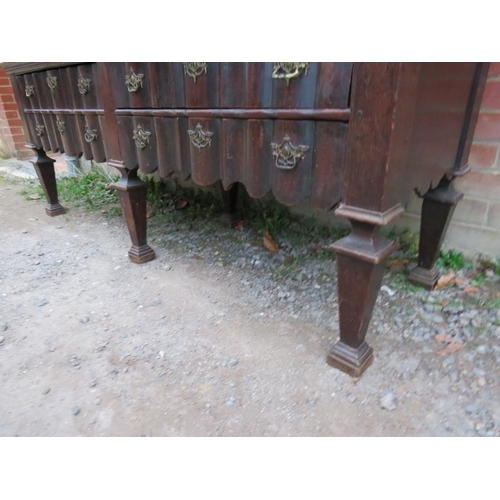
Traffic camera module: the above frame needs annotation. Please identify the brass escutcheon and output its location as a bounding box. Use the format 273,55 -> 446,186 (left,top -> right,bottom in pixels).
25,84 -> 34,97
78,77 -> 92,95
133,124 -> 151,150
46,72 -> 58,91
56,117 -> 65,134
272,63 -> 309,86
271,135 -> 309,170
188,123 -> 213,151
183,63 -> 207,83
84,125 -> 98,143
125,68 -> 144,93
35,123 -> 45,137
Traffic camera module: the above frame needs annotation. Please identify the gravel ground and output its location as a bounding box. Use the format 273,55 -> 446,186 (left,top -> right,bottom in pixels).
0,171 -> 499,436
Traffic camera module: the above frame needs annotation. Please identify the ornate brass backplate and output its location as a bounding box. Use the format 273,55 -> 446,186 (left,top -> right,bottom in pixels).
125,68 -> 144,93
84,125 -> 98,143
183,63 -> 207,83
25,84 -> 34,97
35,123 -> 45,137
133,124 -> 151,150
56,117 -> 65,134
78,77 -> 92,95
46,72 -> 58,91
188,123 -> 213,151
272,63 -> 309,86
271,135 -> 309,170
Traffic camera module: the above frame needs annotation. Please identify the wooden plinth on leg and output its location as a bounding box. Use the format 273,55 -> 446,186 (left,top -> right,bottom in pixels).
327,221 -> 397,377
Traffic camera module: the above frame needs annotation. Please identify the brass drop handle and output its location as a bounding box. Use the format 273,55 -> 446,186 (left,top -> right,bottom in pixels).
183,63 -> 207,82
46,72 -> 58,91
133,125 -> 151,150
272,63 -> 309,86
84,125 -> 98,143
78,77 -> 92,95
188,123 -> 213,151
125,68 -> 144,93
271,135 -> 309,170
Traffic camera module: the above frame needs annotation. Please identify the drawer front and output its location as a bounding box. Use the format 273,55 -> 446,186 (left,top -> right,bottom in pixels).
24,112 -> 107,162
116,115 -> 347,209
13,64 -> 102,112
13,64 -> 107,162
108,63 -> 352,110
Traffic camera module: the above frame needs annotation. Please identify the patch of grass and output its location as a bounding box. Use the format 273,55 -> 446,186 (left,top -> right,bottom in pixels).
471,273 -> 486,287
436,249 -> 472,270
57,171 -> 120,213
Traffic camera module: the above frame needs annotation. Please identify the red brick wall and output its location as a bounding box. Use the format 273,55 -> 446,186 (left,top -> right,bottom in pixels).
0,68 -> 30,159
402,63 -> 500,257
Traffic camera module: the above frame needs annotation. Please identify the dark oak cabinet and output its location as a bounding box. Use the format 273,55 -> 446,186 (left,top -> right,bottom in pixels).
2,62 -> 488,377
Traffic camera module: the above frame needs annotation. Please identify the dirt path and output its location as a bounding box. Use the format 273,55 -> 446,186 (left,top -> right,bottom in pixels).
0,177 -> 499,436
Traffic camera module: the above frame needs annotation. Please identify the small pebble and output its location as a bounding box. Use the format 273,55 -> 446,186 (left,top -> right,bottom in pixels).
223,358 -> 239,367
477,377 -> 486,387
0,336 -> 5,345
163,264 -> 172,271
380,392 -> 397,411
151,299 -> 161,306
37,300 -> 48,307
80,316 -> 90,324
226,397 -> 236,406
0,323 -> 8,332
94,398 -> 102,405
43,388 -> 51,395
72,406 -> 81,416
90,380 -> 97,388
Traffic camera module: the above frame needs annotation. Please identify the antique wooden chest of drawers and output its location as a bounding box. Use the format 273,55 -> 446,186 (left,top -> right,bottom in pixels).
2,62 -> 488,377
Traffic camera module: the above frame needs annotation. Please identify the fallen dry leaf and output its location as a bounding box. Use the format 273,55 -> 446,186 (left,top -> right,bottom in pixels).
29,194 -> 41,200
263,232 -> 279,253
496,292 -> 500,299
191,255 -> 202,260
434,270 -> 456,290
234,220 -> 245,230
28,218 -> 38,221
454,278 -> 467,286
437,342 -> 466,356
440,299 -> 449,307
435,333 -> 457,344
463,285 -> 479,294
100,209 -> 107,214
387,258 -> 410,270
175,199 -> 188,210
146,203 -> 154,219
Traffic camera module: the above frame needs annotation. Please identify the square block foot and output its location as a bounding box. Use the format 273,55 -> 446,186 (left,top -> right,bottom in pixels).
128,245 -> 156,264
219,212 -> 242,229
326,341 -> 374,377
45,203 -> 66,217
407,265 -> 440,290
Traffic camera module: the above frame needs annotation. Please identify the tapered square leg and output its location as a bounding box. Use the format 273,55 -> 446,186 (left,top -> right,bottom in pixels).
408,179 -> 463,290
28,144 -> 66,217
219,182 -> 242,228
109,162 -> 156,264
327,222 -> 397,377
